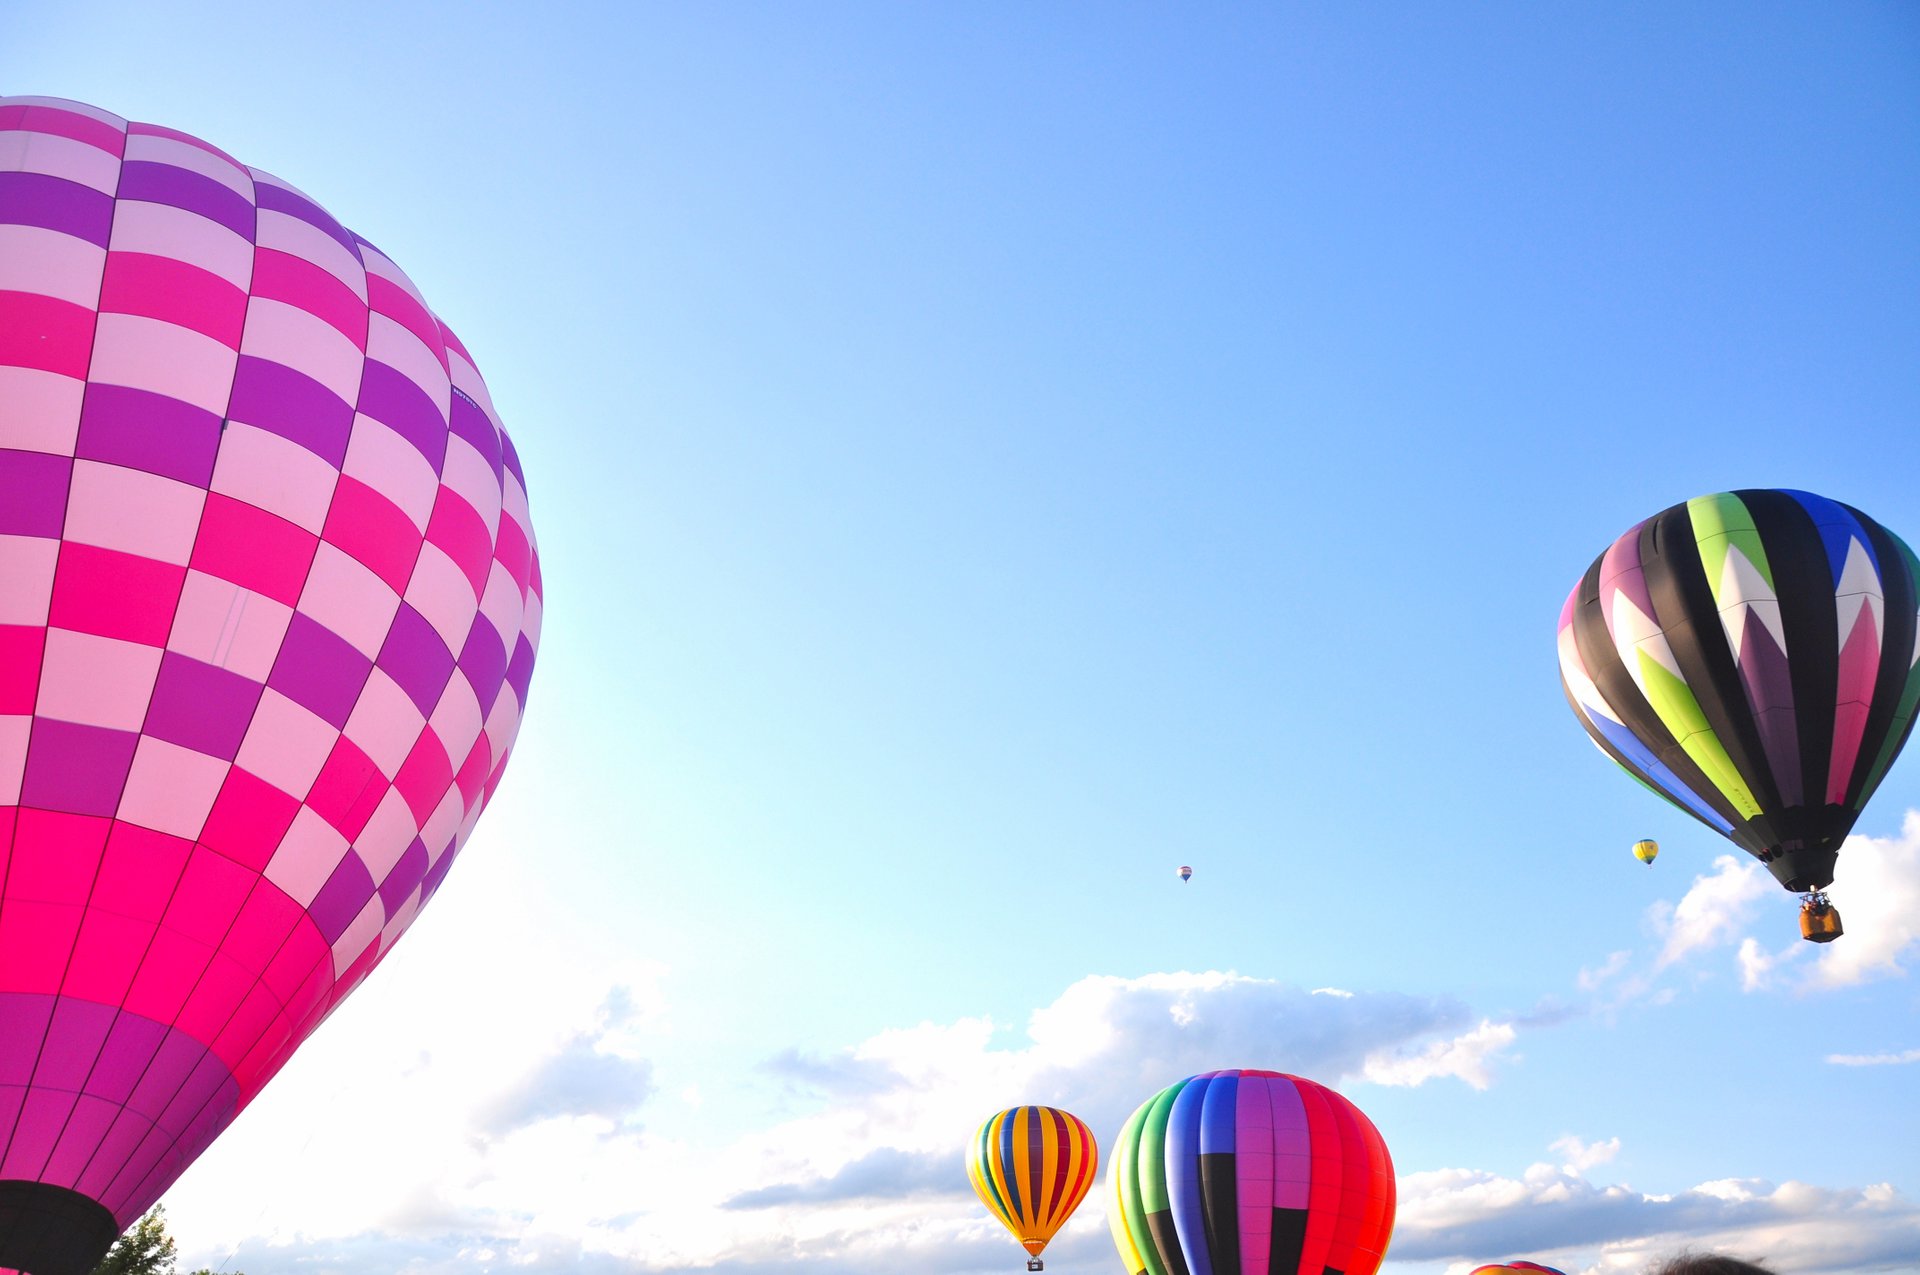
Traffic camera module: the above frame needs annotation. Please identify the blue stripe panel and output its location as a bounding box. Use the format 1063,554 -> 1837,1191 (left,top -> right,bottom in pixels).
1783,489 -> 1878,586
1167,1074 -> 1215,1275
1198,1069 -> 1238,1156
1590,710 -> 1736,832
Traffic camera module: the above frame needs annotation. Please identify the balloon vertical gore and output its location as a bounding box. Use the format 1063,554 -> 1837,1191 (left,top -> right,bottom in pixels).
1108,1069 -> 1395,1275
0,95 -> 541,1274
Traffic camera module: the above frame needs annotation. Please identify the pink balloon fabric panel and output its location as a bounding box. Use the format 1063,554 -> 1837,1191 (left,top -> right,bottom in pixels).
0,95 -> 542,1231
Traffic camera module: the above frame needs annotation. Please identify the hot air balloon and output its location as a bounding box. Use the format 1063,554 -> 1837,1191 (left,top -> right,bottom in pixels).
1559,490 -> 1920,943
1108,1069 -> 1394,1275
966,1105 -> 1097,1271
1177,865 -> 1193,882
1632,839 -> 1659,866
0,96 -> 541,1274
1471,1264 -> 1568,1275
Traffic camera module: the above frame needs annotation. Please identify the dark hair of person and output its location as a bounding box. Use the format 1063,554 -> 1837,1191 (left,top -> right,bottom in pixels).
1650,1251 -> 1776,1275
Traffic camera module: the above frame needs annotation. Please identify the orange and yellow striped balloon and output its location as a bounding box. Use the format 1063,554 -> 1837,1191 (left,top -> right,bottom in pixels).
966,1106 -> 1098,1263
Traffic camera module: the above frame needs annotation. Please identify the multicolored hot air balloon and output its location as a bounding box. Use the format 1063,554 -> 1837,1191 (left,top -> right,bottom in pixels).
1471,1263 -> 1568,1275
0,96 -> 540,1274
1108,1069 -> 1394,1275
1632,839 -> 1659,866
1177,865 -> 1193,882
966,1105 -> 1098,1271
1559,490 -> 1920,941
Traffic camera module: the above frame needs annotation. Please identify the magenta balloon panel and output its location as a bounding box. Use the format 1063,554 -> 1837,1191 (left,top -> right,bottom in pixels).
0,95 -> 541,1268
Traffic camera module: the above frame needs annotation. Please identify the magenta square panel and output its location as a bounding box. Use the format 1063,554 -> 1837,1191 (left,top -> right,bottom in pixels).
307,853 -> 375,944
0,171 -> 115,246
197,767 -> 299,872
90,824 -> 193,923
268,612 -> 373,729
227,355 -> 353,467
162,849 -> 255,948
455,618 -> 509,712
20,719 -> 138,817
6,809 -> 110,904
376,837 -> 428,915
448,392 -> 503,485
420,845 -> 457,905
506,633 -> 535,708
119,1030 -> 202,1127
143,652 -> 263,759
1,1088 -> 78,1178
0,994 -> 55,1084
75,382 -> 223,488
116,162 -> 252,240
392,730 -> 452,824
37,996 -> 115,1081
48,542 -> 187,646
253,180 -> 354,255
62,907 -> 154,1004
355,360 -> 446,469
190,493 -> 319,607
376,603 -> 455,716
0,449 -> 72,536
305,734 -> 384,838
323,476 -> 423,593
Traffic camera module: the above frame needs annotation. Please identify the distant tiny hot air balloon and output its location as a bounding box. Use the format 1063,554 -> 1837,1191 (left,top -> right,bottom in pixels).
1632,839 -> 1659,866
1178,865 -> 1193,882
0,96 -> 541,1275
967,1106 -> 1098,1271
1108,1070 -> 1395,1275
1560,489 -> 1920,942
1471,1264 -> 1568,1275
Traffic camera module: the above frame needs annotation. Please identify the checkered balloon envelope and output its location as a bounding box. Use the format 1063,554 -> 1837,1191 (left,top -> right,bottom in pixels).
0,95 -> 541,1275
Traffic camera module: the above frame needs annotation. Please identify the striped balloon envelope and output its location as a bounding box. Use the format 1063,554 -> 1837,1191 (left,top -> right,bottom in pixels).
0,96 -> 539,1274
1560,490 -> 1920,899
966,1105 -> 1098,1269
1470,1264 -> 1567,1275
1108,1070 -> 1394,1275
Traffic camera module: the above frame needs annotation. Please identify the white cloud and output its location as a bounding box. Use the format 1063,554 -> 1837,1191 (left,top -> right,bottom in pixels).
1826,1048 -> 1920,1067
1362,1019 -> 1516,1091
1578,950 -> 1631,992
1653,855 -> 1769,970
1550,1134 -> 1620,1173
1736,935 -> 1796,992
1395,1143 -> 1920,1273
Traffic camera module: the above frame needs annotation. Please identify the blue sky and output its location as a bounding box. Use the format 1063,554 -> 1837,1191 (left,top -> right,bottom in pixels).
13,3 -> 1920,1272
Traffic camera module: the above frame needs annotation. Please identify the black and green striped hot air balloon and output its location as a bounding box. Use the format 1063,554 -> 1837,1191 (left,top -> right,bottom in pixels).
1559,489 -> 1920,937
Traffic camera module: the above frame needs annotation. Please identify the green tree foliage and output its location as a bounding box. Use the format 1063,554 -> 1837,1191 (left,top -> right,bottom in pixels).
89,1206 -> 240,1275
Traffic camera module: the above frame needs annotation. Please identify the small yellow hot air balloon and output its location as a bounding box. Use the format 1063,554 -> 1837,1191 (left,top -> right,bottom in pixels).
967,1106 -> 1097,1271
1632,839 -> 1659,866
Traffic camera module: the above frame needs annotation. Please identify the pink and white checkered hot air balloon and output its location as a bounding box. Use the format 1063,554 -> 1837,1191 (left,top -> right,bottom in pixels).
0,96 -> 541,1273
